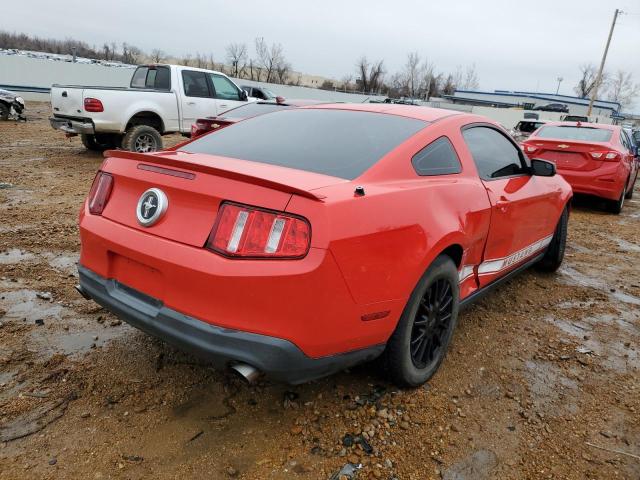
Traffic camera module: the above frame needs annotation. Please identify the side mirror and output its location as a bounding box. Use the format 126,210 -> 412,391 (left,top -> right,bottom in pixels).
530,158 -> 556,177
239,89 -> 248,101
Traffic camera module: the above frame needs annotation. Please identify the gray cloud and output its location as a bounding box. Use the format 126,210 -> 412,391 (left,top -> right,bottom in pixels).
3,0 -> 639,108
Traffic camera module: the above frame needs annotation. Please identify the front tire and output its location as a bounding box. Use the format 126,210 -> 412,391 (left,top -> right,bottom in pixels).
384,255 -> 459,387
537,206 -> 568,272
121,125 -> 162,153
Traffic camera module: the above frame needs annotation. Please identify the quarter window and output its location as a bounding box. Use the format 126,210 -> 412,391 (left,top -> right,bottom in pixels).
182,70 -> 211,98
209,74 -> 241,101
462,126 -> 525,179
412,137 -> 462,176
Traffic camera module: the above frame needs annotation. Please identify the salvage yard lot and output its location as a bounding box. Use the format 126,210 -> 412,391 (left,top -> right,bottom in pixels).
0,103 -> 639,479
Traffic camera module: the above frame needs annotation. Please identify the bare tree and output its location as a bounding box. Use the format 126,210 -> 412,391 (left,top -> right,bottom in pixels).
356,56 -> 371,92
121,43 -> 141,65
226,42 -> 248,78
356,56 -> 385,93
419,59 -> 436,99
606,70 -> 640,109
442,74 -> 456,96
255,37 -> 287,84
574,63 -> 607,98
179,54 -> 192,66
404,52 -> 421,98
151,48 -> 166,63
461,64 -> 479,90
340,74 -> 353,92
275,60 -> 291,84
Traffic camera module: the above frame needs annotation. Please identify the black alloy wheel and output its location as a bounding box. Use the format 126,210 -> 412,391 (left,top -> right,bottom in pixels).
410,278 -> 454,369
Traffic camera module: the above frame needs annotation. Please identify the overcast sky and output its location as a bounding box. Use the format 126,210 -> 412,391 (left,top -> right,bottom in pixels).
3,0 -> 640,108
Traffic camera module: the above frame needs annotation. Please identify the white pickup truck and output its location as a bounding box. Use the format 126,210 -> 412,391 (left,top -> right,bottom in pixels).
49,64 -> 253,152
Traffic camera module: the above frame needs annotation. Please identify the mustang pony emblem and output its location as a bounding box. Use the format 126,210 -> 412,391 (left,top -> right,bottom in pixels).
142,196 -> 156,218
136,188 -> 168,227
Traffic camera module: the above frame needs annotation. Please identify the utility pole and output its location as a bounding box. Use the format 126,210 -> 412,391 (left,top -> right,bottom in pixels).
587,8 -> 621,116
555,77 -> 563,95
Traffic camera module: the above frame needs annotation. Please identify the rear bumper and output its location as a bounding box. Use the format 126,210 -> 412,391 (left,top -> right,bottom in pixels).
79,266 -> 384,384
558,166 -> 625,201
49,116 -> 95,135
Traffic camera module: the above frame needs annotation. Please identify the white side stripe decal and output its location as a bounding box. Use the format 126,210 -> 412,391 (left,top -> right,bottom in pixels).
458,234 -> 553,282
478,235 -> 553,275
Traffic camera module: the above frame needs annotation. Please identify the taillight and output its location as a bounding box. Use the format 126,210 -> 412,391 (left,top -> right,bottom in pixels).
207,202 -> 311,258
590,151 -> 620,161
84,97 -> 104,112
87,172 -> 113,215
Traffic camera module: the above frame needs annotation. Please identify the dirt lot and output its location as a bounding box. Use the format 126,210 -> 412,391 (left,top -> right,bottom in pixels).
0,103 -> 639,480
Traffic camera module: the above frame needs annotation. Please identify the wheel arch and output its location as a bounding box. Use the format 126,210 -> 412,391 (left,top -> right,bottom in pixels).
125,110 -> 165,134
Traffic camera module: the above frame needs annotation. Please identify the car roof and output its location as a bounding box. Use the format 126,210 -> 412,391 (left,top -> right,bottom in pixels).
542,121 -> 618,130
260,99 -> 329,107
304,103 -> 463,122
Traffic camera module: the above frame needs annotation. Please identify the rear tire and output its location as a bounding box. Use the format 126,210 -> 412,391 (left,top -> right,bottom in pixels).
81,134 -> 118,152
625,175 -> 635,199
383,255 -> 459,387
0,102 -> 9,121
608,184 -> 626,214
121,125 -> 162,153
537,206 -> 568,272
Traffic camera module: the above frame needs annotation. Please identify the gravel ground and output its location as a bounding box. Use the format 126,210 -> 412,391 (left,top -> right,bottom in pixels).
0,103 -> 639,480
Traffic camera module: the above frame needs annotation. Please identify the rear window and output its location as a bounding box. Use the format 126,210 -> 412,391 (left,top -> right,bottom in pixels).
221,102 -> 290,119
130,66 -> 171,90
536,126 -> 612,142
181,109 -> 427,179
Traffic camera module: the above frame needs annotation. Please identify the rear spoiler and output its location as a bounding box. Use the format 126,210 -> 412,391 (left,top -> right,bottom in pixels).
103,150 -> 326,201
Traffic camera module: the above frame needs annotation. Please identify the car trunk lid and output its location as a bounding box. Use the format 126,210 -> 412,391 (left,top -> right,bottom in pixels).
525,139 -> 609,171
99,150 -> 346,247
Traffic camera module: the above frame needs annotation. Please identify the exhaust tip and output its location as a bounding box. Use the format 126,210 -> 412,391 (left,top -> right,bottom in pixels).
230,363 -> 261,383
75,284 -> 90,300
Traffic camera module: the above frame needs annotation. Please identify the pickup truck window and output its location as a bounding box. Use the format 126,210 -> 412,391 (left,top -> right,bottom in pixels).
182,71 -> 212,98
209,74 -> 241,101
130,66 -> 171,90
463,126 -> 525,180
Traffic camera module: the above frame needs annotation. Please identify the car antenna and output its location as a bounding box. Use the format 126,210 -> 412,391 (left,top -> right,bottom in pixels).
354,186 -> 365,196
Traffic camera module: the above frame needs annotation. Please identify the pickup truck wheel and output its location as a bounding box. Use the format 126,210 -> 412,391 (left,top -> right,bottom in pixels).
122,125 -> 162,153
383,255 -> 459,387
537,206 -> 568,272
0,102 -> 9,121
81,134 -> 117,152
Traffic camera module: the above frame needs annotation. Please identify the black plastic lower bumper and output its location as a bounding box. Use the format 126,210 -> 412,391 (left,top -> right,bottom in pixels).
78,266 -> 384,384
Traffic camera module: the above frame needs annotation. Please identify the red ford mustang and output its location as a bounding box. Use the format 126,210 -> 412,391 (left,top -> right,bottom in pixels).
77,104 -> 572,386
522,122 -> 638,213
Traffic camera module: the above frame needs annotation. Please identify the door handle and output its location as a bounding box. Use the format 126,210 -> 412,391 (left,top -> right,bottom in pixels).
219,104 -> 228,109
495,197 -> 509,213
187,101 -> 196,106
